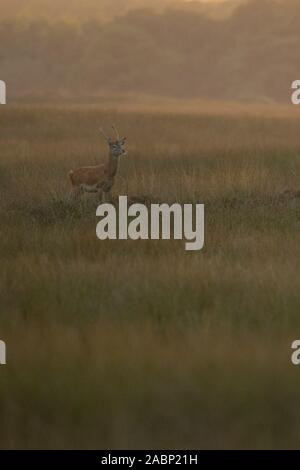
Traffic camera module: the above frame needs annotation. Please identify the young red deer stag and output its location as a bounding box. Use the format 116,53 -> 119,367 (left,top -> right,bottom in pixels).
69,126 -> 127,201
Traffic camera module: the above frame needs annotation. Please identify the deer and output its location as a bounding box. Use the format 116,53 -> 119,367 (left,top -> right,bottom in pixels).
69,126 -> 127,202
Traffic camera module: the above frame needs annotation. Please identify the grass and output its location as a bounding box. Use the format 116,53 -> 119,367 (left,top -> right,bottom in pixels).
1,103 -> 300,449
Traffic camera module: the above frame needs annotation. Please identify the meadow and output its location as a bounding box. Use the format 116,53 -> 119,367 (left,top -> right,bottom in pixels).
1,102 -> 300,449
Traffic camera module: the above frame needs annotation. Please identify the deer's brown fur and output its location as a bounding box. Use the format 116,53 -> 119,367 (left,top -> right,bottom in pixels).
69,126 -> 126,201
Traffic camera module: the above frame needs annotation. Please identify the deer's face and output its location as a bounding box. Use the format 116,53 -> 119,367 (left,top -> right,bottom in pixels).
109,138 -> 127,158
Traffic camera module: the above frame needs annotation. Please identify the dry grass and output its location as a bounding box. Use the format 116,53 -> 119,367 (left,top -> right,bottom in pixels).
1,103 -> 300,449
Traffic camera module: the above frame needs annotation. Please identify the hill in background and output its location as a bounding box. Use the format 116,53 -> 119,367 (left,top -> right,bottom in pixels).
0,0 -> 297,103
0,1 -> 246,22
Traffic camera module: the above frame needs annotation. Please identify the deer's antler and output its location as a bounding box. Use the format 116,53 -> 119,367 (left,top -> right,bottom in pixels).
99,127 -> 111,142
112,125 -> 120,140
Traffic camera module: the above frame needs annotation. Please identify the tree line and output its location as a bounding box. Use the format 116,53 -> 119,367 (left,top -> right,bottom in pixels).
0,0 -> 298,102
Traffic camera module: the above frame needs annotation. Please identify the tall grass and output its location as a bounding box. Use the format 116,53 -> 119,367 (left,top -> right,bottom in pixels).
1,103 -> 300,449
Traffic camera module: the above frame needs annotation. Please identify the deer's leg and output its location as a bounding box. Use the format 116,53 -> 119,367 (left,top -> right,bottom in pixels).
71,185 -> 82,201
103,180 -> 113,203
97,188 -> 104,202
104,190 -> 112,202
102,191 -> 108,203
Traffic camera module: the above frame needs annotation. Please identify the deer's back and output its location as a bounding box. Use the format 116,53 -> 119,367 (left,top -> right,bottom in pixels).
70,164 -> 106,186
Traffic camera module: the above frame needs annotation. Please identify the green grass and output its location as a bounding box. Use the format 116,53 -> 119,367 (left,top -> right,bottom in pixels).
1,103 -> 300,449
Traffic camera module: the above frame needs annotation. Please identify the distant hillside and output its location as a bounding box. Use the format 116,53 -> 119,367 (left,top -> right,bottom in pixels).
0,0 -> 297,103
0,0 -> 245,22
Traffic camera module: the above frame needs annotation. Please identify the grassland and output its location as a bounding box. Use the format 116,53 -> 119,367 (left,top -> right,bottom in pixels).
1,103 -> 300,449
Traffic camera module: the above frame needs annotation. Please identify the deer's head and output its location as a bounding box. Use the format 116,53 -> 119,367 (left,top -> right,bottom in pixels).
100,126 -> 127,158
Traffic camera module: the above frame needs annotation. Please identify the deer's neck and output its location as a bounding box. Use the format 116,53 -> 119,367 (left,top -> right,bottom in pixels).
105,153 -> 119,179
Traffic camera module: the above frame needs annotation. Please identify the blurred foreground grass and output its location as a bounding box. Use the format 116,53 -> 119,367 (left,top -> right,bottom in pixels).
1,103 -> 300,449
